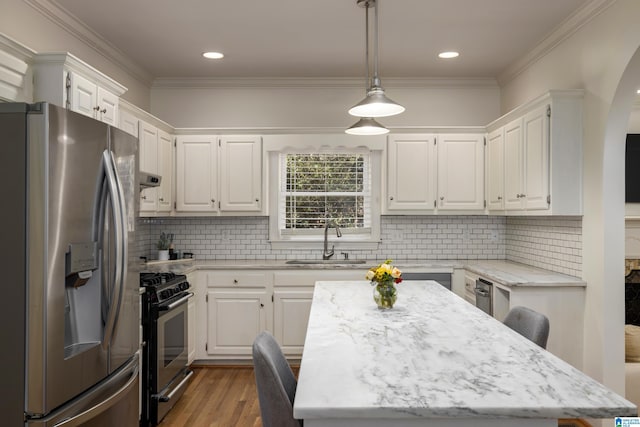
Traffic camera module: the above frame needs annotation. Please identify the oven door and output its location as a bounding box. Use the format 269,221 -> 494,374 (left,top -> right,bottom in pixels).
156,292 -> 192,390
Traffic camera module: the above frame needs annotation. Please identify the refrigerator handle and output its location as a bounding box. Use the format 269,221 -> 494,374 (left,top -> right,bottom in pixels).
52,356 -> 139,427
101,150 -> 124,349
108,149 -> 129,331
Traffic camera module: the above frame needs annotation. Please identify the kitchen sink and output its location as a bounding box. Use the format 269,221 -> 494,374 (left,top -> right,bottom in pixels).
285,259 -> 367,265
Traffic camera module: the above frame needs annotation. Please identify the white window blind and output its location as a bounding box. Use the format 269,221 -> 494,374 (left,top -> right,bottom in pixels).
279,152 -> 371,232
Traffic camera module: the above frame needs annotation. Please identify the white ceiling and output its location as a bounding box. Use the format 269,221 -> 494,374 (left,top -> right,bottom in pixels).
55,0 -> 589,80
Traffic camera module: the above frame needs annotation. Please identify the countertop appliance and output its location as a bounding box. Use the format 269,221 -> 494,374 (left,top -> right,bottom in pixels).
475,278 -> 493,315
0,102 -> 141,426
140,272 -> 193,426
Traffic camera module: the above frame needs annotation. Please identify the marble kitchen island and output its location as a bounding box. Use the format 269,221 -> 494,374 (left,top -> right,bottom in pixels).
293,281 -> 636,427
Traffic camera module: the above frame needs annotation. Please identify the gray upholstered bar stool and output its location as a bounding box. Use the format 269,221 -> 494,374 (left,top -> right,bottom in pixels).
252,331 -> 303,427
503,306 -> 550,348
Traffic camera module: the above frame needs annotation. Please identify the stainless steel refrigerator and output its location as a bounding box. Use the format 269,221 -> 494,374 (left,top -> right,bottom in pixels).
0,102 -> 141,426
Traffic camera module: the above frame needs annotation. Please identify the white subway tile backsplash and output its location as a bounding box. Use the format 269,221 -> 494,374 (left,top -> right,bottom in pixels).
137,215 -> 582,277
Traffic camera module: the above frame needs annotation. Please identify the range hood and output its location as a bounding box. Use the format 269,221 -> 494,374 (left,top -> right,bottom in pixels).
140,171 -> 161,189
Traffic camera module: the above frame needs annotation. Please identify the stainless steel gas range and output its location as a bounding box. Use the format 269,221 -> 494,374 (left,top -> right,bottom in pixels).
140,272 -> 194,426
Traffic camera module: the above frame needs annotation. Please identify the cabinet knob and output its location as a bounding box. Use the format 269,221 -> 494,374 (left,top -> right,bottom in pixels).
255,198 -> 259,202
159,197 -> 164,201
389,196 -> 394,201
93,106 -> 100,111
440,196 -> 444,201
141,195 -> 147,200
233,279 -> 238,284
101,108 -> 107,114
260,303 -> 264,308
497,196 -> 502,200
211,199 -> 215,203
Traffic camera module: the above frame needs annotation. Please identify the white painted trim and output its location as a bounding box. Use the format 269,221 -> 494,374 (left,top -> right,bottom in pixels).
24,0 -> 154,85
173,126 -> 488,136
498,0 -> 616,86
152,77 -> 499,90
0,33 -> 36,61
119,98 -> 174,133
34,52 -> 127,96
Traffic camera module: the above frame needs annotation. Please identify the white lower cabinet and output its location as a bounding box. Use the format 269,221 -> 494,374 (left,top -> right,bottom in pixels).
273,288 -> 314,356
196,269 -> 364,361
206,289 -> 270,357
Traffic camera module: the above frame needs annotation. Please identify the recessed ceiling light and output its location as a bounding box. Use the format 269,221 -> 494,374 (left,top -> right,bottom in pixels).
637,89 -> 640,94
202,51 -> 224,59
438,51 -> 459,59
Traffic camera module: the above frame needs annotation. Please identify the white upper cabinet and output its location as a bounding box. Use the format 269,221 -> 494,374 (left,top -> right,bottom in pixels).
139,121 -> 159,213
33,53 -> 126,125
487,90 -> 582,215
176,136 -> 218,213
219,136 -> 262,212
437,134 -> 484,211
157,130 -> 174,213
176,135 -> 264,215
118,109 -> 139,138
486,128 -> 505,211
386,134 -> 437,212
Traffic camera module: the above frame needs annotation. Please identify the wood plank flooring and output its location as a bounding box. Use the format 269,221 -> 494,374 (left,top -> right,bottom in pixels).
159,366 -> 591,427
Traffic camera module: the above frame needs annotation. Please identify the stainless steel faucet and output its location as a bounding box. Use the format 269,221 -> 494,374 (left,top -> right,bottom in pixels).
323,221 -> 342,260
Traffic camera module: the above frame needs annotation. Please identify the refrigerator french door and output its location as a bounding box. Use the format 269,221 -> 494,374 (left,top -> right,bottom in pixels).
0,102 -> 140,426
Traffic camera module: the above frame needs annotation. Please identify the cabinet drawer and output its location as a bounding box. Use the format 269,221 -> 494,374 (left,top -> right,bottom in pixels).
274,270 -> 365,287
204,271 -> 271,287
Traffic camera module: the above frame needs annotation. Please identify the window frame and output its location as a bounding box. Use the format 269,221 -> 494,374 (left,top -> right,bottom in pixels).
268,146 -> 381,251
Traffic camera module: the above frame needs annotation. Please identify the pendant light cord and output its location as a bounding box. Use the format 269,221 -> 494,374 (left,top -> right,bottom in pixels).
373,0 -> 379,88
365,2 -> 370,92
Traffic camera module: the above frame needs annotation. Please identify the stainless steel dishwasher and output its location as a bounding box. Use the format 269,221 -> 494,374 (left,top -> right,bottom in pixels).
474,278 -> 493,315
401,272 -> 452,290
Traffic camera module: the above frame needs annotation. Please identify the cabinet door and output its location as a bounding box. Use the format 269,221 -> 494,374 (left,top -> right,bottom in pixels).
219,136 -> 262,212
68,72 -> 97,119
139,121 -> 158,212
273,288 -> 314,356
523,105 -> 550,211
503,118 -> 524,210
119,110 -> 139,138
206,289 -> 268,356
486,129 -> 504,211
156,130 -> 173,213
176,136 -> 218,212
387,134 -> 437,211
96,87 -> 118,126
437,134 -> 484,210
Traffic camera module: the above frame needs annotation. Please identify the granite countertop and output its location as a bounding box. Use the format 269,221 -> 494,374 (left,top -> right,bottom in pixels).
293,281 -> 635,421
141,258 -> 584,288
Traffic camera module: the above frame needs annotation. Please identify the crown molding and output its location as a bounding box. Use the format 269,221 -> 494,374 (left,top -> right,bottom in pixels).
0,33 -> 37,62
497,0 -> 616,86
24,0 -> 154,86
152,76 -> 498,90
173,125 -> 488,136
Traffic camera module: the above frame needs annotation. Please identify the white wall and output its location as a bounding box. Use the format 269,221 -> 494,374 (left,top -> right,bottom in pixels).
501,0 -> 640,401
150,80 -> 500,129
0,0 -> 151,109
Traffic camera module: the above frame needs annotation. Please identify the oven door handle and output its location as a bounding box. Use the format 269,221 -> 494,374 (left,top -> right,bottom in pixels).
154,370 -> 194,403
159,292 -> 194,311
474,288 -> 490,297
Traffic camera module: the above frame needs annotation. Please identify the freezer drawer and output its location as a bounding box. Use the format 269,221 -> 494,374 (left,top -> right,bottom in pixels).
26,354 -> 139,427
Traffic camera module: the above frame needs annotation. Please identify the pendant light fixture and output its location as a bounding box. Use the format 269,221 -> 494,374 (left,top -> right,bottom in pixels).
349,0 -> 404,119
345,117 -> 389,135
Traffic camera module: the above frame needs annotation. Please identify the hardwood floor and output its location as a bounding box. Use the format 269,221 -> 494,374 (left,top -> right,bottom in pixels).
160,366 -> 591,427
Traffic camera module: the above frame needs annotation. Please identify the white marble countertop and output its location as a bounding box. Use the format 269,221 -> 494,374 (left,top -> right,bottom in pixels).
141,258 -> 584,288
293,281 -> 635,421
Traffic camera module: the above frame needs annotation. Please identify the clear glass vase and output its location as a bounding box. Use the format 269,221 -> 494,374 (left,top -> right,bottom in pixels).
373,280 -> 397,309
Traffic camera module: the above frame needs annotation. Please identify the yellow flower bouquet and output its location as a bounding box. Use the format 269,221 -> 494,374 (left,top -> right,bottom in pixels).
366,260 -> 402,309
